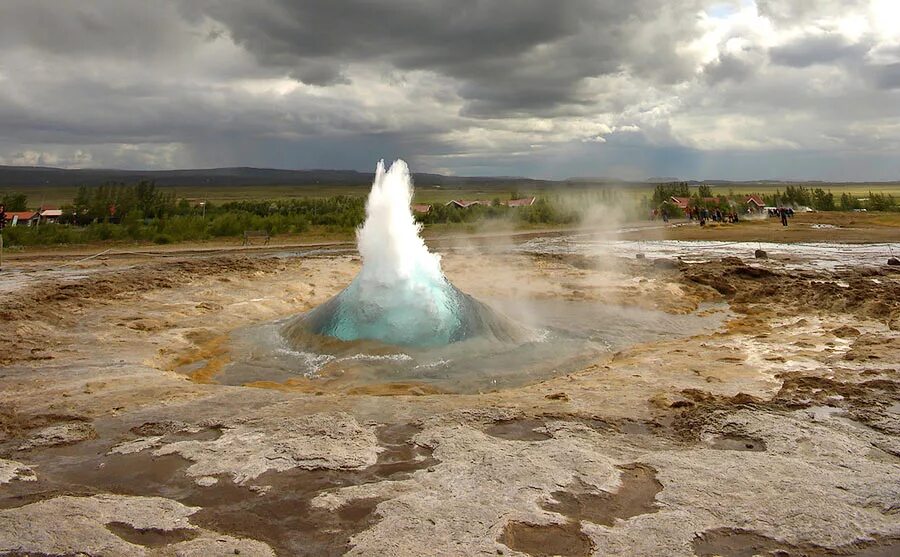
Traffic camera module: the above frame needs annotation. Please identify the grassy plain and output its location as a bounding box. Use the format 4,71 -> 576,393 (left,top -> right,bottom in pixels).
4,181 -> 899,208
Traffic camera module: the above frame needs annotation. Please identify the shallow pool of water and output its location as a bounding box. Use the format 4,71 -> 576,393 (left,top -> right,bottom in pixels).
216,299 -> 727,394
516,237 -> 900,271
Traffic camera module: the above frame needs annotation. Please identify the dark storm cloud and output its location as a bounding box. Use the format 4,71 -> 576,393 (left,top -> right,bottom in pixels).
0,0 -> 899,179
0,0 -> 195,58
704,50 -> 761,83
871,62 -> 900,90
769,33 -> 871,67
193,0 -> 702,114
755,0 -> 868,23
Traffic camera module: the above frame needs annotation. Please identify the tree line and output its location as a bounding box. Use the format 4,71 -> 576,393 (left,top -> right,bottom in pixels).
649,182 -> 896,212
0,182 -> 589,246
2,180 -> 897,247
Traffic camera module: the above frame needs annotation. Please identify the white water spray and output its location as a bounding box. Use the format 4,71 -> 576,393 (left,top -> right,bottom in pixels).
355,159 -> 446,306
292,159 -> 514,347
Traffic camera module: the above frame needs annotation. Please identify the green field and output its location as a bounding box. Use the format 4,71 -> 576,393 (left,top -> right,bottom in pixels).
4,180 -> 899,209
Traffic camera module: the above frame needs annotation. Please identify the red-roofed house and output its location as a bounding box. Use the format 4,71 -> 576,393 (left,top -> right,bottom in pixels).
745,194 -> 765,213
411,203 -> 432,214
670,196 -> 691,210
3,211 -> 39,226
446,199 -> 491,209
505,197 -> 536,207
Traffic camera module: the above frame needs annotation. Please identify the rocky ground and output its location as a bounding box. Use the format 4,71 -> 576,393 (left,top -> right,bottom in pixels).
1,234 -> 899,556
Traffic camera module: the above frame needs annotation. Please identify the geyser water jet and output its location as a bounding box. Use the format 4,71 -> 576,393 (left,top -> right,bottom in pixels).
283,159 -> 517,348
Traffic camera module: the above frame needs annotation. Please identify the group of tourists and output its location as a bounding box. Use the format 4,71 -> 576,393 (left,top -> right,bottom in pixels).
768,206 -> 794,226
651,204 -> 794,227
687,207 -> 741,226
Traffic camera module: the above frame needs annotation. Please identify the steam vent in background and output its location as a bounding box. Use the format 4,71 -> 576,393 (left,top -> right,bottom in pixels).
283,160 -> 519,348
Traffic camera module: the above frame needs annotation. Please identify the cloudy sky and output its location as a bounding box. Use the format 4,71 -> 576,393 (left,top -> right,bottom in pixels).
1,0 -> 899,180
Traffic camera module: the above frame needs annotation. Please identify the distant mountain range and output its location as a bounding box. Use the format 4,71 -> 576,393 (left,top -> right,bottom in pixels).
0,165 -> 896,188
0,165 -> 552,189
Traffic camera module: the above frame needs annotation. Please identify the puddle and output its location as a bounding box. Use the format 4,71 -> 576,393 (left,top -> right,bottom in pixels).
542,464 -> 662,527
499,463 -> 662,557
216,300 -> 726,394
693,527 -> 900,557
105,521 -> 199,548
500,522 -> 593,557
484,419 -> 552,441
708,435 -> 767,452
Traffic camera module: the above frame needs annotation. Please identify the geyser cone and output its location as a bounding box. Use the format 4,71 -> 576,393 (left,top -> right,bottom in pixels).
284,159 -> 520,348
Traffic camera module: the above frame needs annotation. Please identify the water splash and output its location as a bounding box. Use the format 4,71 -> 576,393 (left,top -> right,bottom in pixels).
284,159 -> 517,347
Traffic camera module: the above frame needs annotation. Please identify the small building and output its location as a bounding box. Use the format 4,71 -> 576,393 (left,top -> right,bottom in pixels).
39,206 -> 63,224
411,203 -> 432,214
745,194 -> 765,213
505,197 -> 536,207
445,199 -> 491,209
4,211 -> 39,227
670,196 -> 691,210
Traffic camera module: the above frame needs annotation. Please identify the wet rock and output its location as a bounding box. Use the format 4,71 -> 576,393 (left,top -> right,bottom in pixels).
196,476 -> 219,487
0,458 -> 36,484
124,318 -> 172,332
652,258 -> 679,270
0,494 -> 274,556
130,420 -> 196,437
729,266 -> 775,279
686,273 -> 736,296
108,435 -> 165,455
843,334 -> 900,362
754,249 -> 768,259
888,257 -> 900,266
705,434 -> 767,452
545,392 -> 570,401
720,257 -> 744,266
152,412 -> 379,485
484,419 -> 552,441
831,326 -> 861,338
18,421 -> 96,450
165,535 -> 275,556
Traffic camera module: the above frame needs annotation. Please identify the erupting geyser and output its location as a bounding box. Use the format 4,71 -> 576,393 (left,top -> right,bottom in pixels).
283,159 -> 517,348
